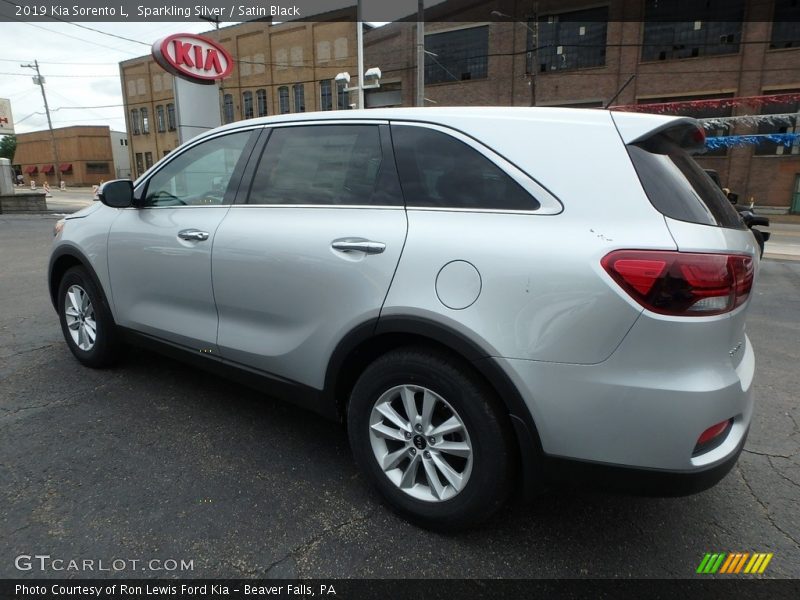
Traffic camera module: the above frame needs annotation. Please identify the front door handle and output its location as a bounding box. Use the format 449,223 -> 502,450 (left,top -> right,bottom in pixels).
331,238 -> 386,254
178,229 -> 210,242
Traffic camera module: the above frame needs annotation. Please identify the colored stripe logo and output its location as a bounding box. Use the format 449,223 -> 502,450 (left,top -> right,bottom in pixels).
697,552 -> 773,574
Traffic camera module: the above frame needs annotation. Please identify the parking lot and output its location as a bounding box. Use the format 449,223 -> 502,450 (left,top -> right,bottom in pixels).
1,211 -> 798,579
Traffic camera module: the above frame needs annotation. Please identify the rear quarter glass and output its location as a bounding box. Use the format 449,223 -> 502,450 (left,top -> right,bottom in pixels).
626,134 -> 745,230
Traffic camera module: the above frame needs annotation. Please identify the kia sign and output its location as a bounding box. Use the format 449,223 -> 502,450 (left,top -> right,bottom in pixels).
0,98 -> 14,135
152,34 -> 233,85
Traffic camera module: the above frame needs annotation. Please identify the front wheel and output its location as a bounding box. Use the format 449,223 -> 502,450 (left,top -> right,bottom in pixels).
57,266 -> 121,368
348,347 -> 515,530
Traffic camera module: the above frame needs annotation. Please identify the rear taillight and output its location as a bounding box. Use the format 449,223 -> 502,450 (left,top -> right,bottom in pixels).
601,250 -> 754,316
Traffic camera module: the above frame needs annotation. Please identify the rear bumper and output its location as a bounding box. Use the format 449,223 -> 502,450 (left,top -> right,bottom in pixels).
540,427 -> 748,496
497,330 -> 754,476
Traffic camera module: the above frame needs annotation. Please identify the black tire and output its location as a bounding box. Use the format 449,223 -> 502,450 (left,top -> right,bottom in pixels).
348,346 -> 516,531
57,266 -> 121,368
752,228 -> 765,258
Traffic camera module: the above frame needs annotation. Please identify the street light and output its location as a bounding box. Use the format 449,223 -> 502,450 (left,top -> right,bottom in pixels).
335,66 -> 382,108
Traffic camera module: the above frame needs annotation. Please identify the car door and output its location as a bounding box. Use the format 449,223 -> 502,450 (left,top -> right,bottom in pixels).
107,128 -> 258,351
212,121 -> 407,390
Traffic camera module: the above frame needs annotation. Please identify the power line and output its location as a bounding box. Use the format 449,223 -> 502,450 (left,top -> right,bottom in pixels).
0,71 -> 119,78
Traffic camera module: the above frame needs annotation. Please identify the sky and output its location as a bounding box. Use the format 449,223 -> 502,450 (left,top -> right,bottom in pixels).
1,22 -> 234,135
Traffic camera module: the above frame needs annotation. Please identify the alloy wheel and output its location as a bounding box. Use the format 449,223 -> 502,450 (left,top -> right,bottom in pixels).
64,284 -> 97,351
368,384 -> 473,502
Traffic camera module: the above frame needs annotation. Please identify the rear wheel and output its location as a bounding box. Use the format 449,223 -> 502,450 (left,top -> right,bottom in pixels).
348,347 -> 515,530
57,266 -> 121,368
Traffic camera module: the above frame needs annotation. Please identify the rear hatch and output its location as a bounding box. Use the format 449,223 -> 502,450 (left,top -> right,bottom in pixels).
610,111 -> 757,371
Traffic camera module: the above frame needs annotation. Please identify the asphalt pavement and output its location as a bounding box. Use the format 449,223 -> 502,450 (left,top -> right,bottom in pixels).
0,214 -> 798,580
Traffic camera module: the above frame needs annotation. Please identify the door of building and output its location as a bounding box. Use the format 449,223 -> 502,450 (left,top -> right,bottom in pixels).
792,174 -> 800,214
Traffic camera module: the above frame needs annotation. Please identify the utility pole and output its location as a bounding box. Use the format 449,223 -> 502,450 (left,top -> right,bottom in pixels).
21,60 -> 62,185
356,0 -> 365,109
491,7 -> 539,106
416,0 -> 424,107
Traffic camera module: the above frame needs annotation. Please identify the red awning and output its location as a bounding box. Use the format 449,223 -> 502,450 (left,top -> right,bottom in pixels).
59,163 -> 73,172
24,165 -> 37,174
41,164 -> 54,173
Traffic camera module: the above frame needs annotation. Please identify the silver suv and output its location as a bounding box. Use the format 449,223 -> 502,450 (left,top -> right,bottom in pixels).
49,108 -> 757,530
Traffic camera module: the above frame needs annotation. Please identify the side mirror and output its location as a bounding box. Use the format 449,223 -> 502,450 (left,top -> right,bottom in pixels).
98,179 -> 134,208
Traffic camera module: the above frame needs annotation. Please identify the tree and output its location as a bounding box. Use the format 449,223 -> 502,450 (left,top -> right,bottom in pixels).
0,135 -> 16,162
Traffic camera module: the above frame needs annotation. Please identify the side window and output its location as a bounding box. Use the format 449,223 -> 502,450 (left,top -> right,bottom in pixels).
248,125 -> 402,206
391,125 -> 540,211
143,131 -> 252,207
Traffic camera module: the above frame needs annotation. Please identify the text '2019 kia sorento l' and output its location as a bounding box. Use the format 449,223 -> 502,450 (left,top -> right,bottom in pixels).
50,108 -> 757,530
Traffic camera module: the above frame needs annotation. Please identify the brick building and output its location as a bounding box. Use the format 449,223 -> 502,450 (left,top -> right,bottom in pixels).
14,125 -> 123,187
363,0 -> 800,210
120,15 -> 360,178
118,0 -> 800,210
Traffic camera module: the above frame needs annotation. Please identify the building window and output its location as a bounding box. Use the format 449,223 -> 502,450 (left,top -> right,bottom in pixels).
641,0 -> 745,61
334,37 -> 348,59
317,40 -> 331,61
771,0 -> 800,49
135,153 -> 144,177
86,162 -> 110,174
130,109 -> 140,135
336,80 -> 350,109
144,152 -> 153,169
425,25 -> 488,84
278,86 -> 290,114
256,89 -> 268,116
755,90 -> 800,156
531,7 -> 608,73
638,93 -> 733,157
141,107 -> 150,134
167,103 -> 176,131
243,91 -> 254,119
156,105 -> 166,133
293,84 -> 305,112
320,80 -> 333,111
223,94 -> 234,123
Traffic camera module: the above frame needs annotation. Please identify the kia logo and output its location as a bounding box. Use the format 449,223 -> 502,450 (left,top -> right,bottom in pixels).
152,34 -> 233,84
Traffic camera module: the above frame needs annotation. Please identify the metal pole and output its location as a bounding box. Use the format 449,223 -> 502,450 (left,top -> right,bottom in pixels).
200,16 -> 225,123
22,60 -> 62,185
356,0 -> 365,109
531,4 -> 538,107
416,0 -> 424,107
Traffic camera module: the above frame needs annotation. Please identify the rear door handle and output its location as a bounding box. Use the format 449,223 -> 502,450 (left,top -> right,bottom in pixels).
178,229 -> 210,242
331,238 -> 386,254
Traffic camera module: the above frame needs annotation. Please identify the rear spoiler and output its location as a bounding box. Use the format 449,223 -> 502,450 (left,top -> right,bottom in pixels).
610,111 -> 707,153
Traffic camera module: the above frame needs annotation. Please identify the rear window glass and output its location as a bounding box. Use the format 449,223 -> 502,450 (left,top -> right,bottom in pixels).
391,125 -> 540,211
627,134 -> 745,229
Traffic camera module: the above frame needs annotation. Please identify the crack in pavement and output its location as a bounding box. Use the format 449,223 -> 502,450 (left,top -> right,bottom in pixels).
736,463 -> 800,549
743,448 -> 798,459
766,456 -> 800,491
265,507 -> 380,578
209,507 -> 379,579
0,343 -> 58,361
